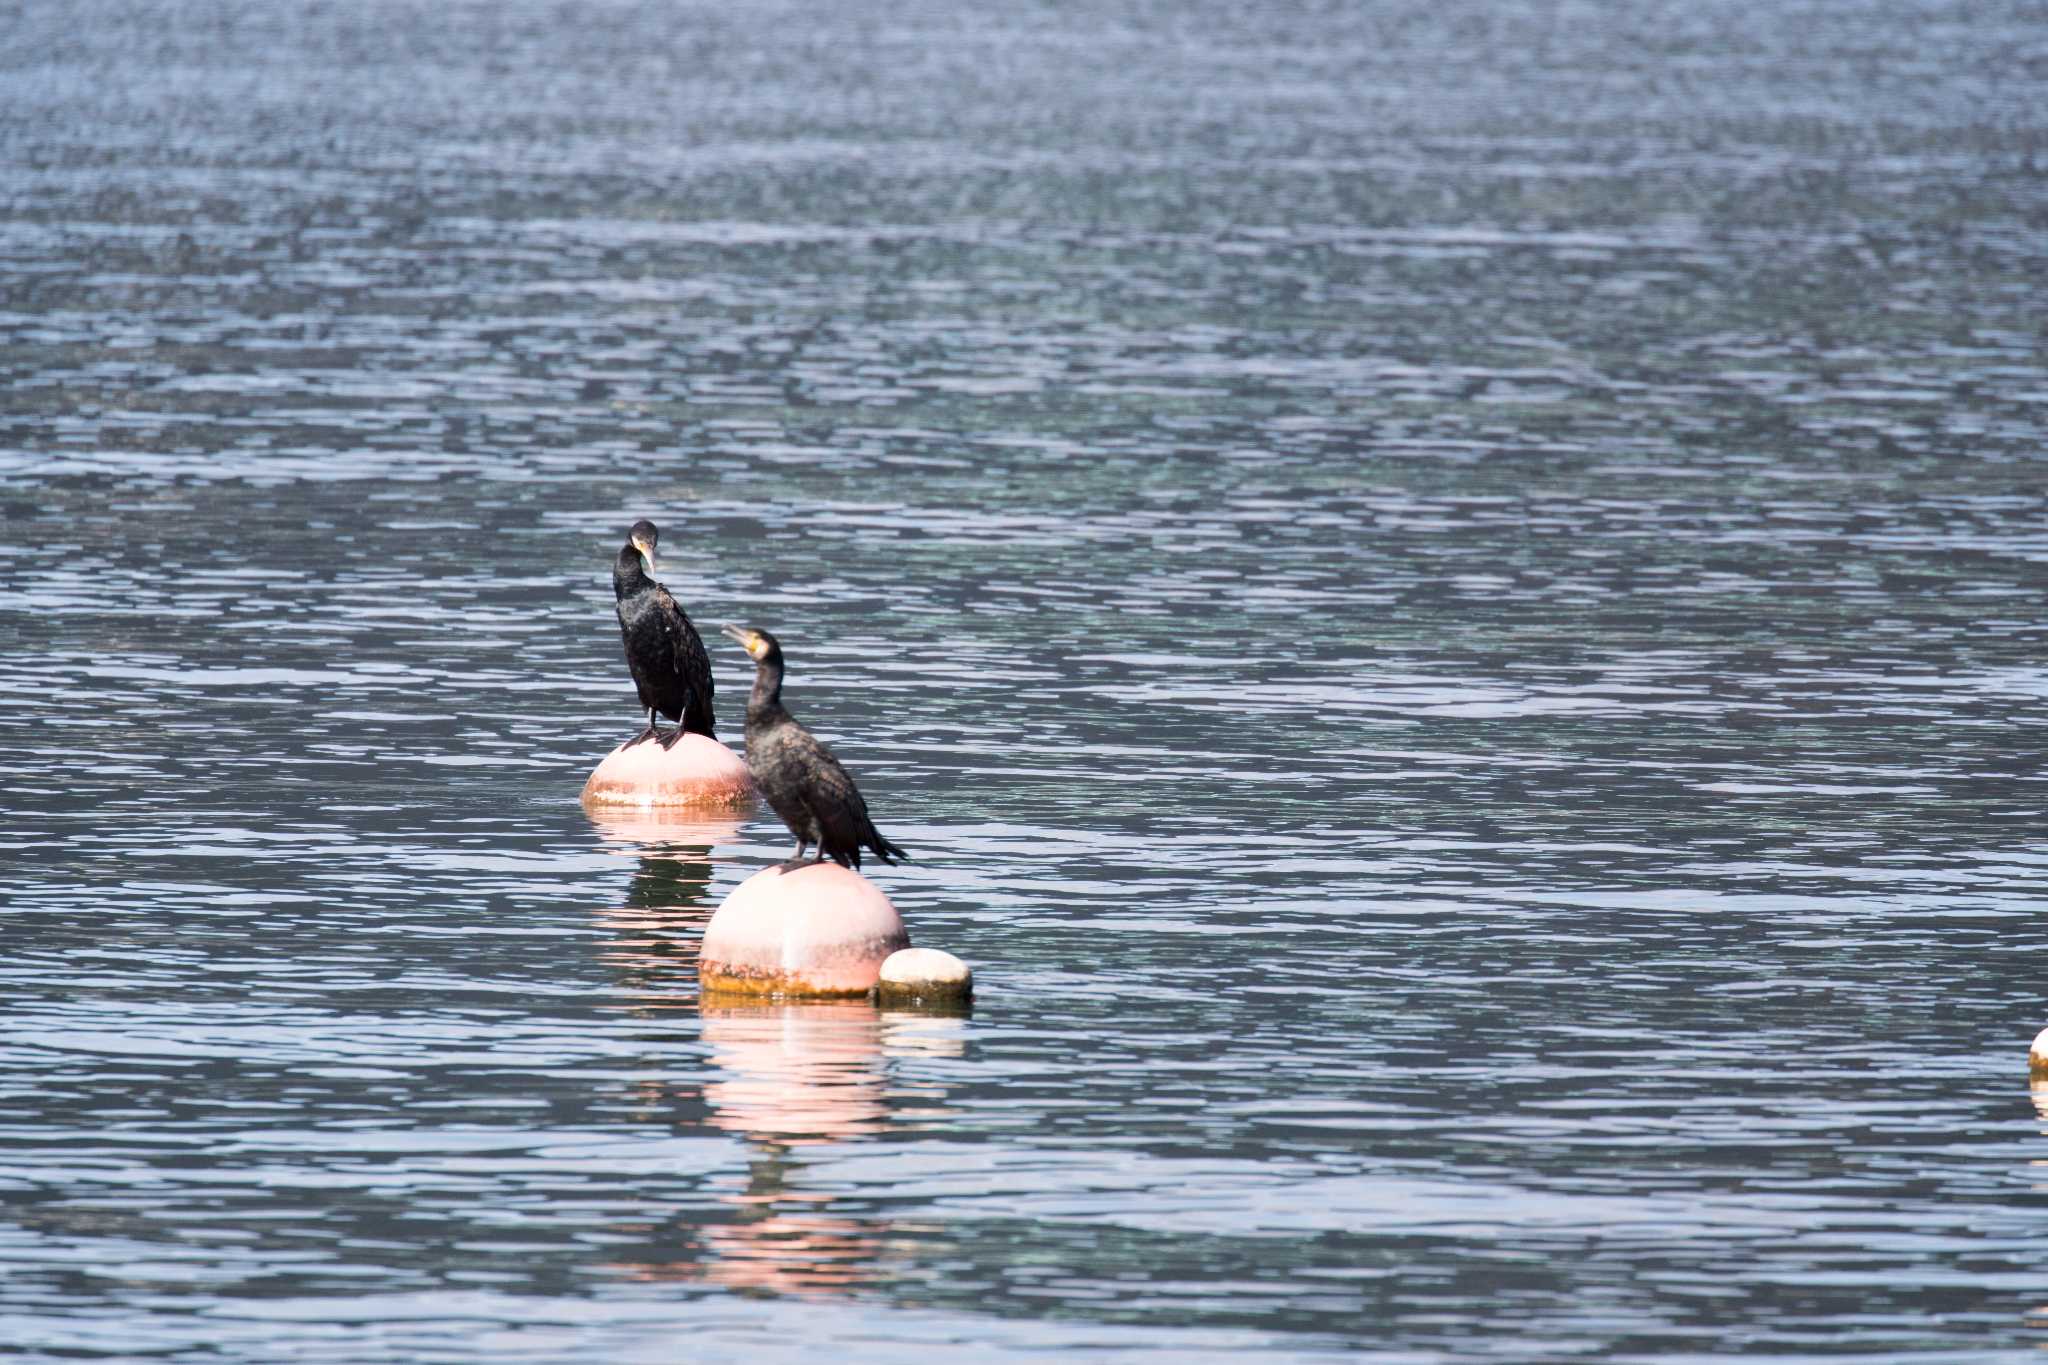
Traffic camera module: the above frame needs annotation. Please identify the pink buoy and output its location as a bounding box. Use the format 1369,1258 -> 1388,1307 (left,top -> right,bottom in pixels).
699,862 -> 910,999
580,733 -> 753,810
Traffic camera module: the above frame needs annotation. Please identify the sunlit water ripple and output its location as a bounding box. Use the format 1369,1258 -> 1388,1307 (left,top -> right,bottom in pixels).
3,0 -> 2047,1359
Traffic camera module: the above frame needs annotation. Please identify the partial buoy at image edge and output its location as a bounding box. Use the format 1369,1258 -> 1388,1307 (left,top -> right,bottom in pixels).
2031,1027 -> 2048,1077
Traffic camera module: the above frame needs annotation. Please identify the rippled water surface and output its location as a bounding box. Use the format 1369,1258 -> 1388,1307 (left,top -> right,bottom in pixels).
5,1 -> 2048,1358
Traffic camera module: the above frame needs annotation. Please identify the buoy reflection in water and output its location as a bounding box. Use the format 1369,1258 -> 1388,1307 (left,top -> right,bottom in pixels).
622,1001 -> 969,1298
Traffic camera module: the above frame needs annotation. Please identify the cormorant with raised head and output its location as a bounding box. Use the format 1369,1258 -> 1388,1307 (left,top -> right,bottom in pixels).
612,520 -> 715,748
719,624 -> 907,871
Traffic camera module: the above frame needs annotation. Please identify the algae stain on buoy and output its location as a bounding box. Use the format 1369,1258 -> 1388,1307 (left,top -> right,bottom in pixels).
581,732 -> 753,811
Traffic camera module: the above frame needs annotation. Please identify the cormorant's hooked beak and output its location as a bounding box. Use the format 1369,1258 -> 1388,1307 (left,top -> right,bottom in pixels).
719,623 -> 760,657
631,536 -> 655,576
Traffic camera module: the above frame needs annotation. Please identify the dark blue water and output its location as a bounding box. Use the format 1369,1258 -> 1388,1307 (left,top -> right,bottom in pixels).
4,0 -> 2048,1358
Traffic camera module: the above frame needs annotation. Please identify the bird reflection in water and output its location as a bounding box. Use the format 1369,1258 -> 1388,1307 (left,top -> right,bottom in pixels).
697,1001 -> 898,1297
617,1000 -> 969,1298
587,808 -> 748,1008
705,1002 -> 970,1296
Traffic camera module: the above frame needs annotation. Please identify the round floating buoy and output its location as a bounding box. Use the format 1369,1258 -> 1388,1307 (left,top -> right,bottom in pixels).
581,733 -> 753,810
877,947 -> 972,1010
2032,1027 -> 2048,1078
699,862 -> 910,999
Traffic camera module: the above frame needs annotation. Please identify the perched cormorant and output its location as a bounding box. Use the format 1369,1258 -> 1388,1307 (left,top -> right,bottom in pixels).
612,520 -> 715,748
719,624 -> 907,871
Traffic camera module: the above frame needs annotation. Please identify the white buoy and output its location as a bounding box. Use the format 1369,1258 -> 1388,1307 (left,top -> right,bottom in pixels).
877,947 -> 972,1009
2031,1026 -> 2048,1077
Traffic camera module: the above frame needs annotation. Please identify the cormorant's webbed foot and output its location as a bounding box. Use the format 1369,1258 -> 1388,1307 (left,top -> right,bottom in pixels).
626,727 -> 658,749
659,728 -> 684,750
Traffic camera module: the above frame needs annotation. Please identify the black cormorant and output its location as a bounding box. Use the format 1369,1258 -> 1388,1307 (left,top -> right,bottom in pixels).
612,520 -> 715,748
719,624 -> 907,871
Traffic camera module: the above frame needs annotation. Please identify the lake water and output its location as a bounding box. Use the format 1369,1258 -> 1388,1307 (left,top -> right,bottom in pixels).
4,0 -> 2047,1358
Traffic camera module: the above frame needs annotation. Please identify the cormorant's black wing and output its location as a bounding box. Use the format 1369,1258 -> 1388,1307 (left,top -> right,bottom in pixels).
792,730 -> 904,868
787,733 -> 876,868
652,585 -> 716,738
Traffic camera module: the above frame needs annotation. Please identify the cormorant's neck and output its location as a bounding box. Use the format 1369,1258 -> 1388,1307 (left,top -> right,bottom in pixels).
747,657 -> 785,718
612,545 -> 648,599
